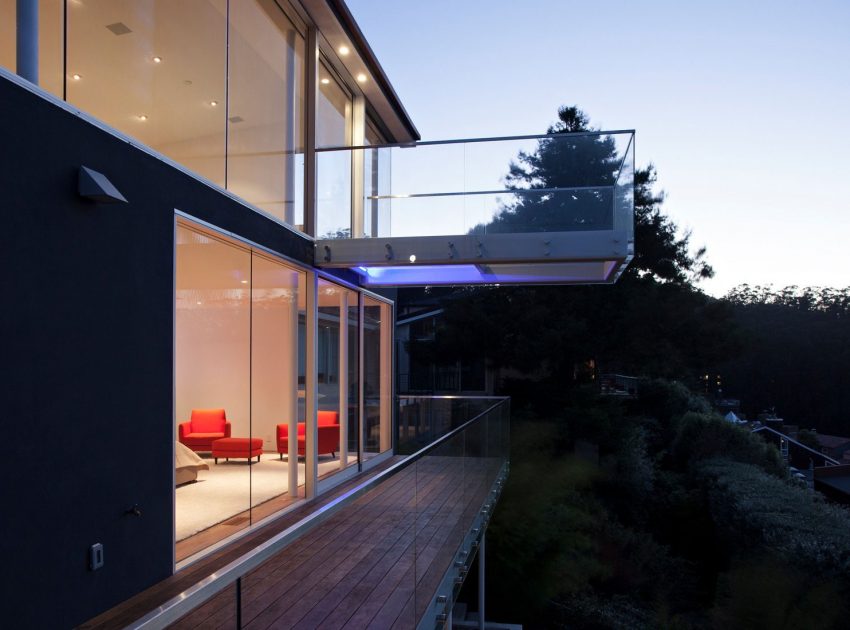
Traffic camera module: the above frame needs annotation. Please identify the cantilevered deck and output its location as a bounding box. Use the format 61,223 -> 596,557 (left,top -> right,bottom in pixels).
83,398 -> 509,630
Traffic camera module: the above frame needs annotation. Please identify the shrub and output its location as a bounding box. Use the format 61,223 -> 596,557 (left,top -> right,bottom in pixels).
671,412 -> 785,476
697,459 -> 850,575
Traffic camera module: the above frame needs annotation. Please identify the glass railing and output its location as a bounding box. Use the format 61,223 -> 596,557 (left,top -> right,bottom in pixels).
316,131 -> 635,241
398,395 -> 508,455
124,397 -> 510,629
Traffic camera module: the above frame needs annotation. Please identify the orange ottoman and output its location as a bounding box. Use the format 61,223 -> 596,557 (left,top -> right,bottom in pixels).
212,437 -> 263,464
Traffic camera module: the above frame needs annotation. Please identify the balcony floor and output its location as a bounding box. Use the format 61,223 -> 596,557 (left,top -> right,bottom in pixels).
81,455 -> 500,629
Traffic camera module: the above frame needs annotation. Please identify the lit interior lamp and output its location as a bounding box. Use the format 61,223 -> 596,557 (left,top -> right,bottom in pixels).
152,56 -> 162,63
356,73 -> 367,83
138,114 -> 148,121
338,45 -> 350,56
72,73 -> 81,81
320,78 -> 330,85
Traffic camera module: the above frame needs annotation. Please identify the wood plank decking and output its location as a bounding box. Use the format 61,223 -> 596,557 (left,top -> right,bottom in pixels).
81,455 -> 501,630
169,456 -> 499,629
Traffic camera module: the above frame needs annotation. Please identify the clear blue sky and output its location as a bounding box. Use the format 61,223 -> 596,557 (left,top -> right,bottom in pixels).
348,0 -> 850,296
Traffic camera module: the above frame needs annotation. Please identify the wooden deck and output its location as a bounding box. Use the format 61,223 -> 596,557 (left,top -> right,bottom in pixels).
81,455 -> 501,630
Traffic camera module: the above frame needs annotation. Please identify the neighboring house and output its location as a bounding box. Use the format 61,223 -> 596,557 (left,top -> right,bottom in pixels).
1,1 -> 634,627
816,434 -> 850,461
814,464 -> 850,505
752,426 -> 840,470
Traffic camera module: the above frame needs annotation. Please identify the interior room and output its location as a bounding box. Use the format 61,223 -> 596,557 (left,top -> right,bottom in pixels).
174,222 -> 378,561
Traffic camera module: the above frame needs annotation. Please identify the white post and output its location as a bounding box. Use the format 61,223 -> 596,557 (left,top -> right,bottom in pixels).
338,291 -> 349,470
287,289 -> 299,497
478,531 -> 486,630
351,95 -> 366,237
304,272 -> 318,498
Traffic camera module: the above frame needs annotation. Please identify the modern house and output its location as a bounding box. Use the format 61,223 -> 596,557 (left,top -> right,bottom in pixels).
0,1 -> 634,627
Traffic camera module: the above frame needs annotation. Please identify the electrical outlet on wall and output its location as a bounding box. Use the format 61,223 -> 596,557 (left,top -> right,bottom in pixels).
89,543 -> 104,570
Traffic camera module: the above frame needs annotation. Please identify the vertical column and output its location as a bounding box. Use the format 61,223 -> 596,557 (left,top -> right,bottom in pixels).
284,29 -> 297,227
287,289 -> 299,497
338,291 -> 349,470
304,272 -> 319,498
358,296 -> 365,471
303,27 -> 319,237
351,95 -> 366,238
380,302 -> 392,451
478,531 -> 486,630
16,0 -> 38,85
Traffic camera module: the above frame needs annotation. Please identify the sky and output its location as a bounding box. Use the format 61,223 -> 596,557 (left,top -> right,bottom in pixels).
347,0 -> 850,296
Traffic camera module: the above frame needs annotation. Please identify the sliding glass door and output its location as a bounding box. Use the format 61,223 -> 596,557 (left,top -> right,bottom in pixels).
174,221 -> 304,561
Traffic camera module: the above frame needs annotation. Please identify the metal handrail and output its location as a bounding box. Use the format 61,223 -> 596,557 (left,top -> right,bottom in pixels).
315,129 -> 635,152
128,396 -> 510,629
364,184 -> 614,201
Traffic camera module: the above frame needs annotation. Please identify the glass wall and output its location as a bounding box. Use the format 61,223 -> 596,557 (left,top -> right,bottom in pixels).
20,0 -> 310,228
317,278 -> 359,477
316,62 -> 352,238
364,121 -> 391,238
363,296 -> 392,457
67,0 -> 228,186
175,222 -> 304,560
227,0 -> 305,226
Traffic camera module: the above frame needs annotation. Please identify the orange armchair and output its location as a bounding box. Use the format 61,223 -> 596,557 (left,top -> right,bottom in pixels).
277,411 -> 340,459
179,408 -> 232,452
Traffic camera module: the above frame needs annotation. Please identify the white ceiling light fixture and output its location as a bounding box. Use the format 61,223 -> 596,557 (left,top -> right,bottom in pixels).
320,78 -> 330,85
338,45 -> 350,56
138,114 -> 148,121
210,100 -> 218,107
152,56 -> 162,64
72,73 -> 81,81
356,73 -> 367,83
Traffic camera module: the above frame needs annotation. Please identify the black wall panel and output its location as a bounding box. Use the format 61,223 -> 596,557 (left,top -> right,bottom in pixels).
0,74 -> 314,628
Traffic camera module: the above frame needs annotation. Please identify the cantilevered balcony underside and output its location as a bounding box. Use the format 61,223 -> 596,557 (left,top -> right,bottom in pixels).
315,131 -> 635,287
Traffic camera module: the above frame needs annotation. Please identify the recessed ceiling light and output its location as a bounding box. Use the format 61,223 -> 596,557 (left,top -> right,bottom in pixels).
240,279 -> 248,284
338,45 -> 350,56
138,114 -> 148,121
320,78 -> 330,85
356,73 -> 367,83
72,73 -> 81,81
196,301 -> 202,305
153,56 -> 162,63
210,100 -> 218,107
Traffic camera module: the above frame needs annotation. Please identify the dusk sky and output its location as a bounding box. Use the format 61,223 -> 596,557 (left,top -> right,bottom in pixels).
347,0 -> 850,296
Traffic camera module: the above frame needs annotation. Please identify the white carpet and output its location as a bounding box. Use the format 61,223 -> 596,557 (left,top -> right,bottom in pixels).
176,454 -> 356,541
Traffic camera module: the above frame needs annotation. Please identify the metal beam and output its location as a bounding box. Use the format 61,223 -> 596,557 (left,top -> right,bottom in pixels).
316,230 -> 631,267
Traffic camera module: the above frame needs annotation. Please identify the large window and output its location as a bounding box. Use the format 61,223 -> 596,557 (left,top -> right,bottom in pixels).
363,296 -> 392,457
60,0 -> 305,226
316,63 -> 353,238
227,0 -> 305,226
175,222 -> 304,561
317,279 -> 359,477
67,0 -> 228,186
